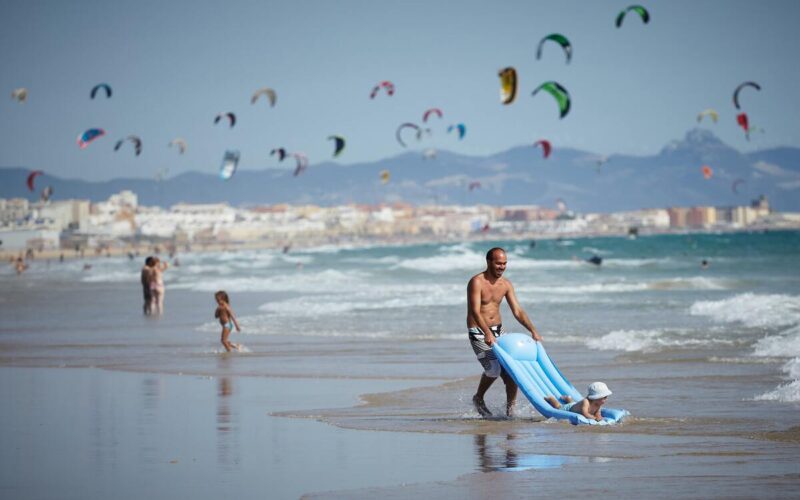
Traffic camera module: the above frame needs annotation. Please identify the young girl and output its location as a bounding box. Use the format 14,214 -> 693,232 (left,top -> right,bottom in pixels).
214,291 -> 241,352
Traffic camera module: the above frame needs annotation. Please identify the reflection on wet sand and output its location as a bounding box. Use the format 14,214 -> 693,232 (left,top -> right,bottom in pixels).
216,356 -> 240,470
474,433 -> 610,472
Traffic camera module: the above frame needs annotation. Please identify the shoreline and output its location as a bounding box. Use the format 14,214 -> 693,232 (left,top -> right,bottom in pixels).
3,225 -> 795,263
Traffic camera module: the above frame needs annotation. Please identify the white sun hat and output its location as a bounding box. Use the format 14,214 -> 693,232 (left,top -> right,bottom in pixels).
587,381 -> 612,400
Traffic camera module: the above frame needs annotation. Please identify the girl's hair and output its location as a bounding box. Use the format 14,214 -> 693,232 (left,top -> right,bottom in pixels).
215,290 -> 230,304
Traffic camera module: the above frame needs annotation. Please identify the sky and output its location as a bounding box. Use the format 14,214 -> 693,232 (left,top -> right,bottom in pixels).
1,0 -> 799,181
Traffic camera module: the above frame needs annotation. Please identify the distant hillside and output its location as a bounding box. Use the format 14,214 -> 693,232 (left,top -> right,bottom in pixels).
2,129 -> 799,212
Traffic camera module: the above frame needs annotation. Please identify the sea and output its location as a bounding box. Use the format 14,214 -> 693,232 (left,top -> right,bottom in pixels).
1,230 -> 799,498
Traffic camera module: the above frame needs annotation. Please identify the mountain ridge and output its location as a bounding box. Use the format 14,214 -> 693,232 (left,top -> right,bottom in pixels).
2,129 -> 799,212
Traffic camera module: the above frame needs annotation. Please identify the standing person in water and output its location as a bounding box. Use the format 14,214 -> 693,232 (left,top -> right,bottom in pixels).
140,256 -> 154,315
214,291 -> 241,352
468,247 -> 541,417
149,257 -> 168,315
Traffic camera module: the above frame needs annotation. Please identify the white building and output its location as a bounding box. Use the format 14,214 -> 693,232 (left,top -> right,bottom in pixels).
0,228 -> 60,250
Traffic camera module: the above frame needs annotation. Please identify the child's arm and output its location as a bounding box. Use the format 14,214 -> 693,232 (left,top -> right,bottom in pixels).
579,400 -> 599,420
226,304 -> 241,331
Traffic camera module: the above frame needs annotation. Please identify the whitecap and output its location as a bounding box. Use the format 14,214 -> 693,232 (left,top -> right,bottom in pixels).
754,380 -> 800,403
690,293 -> 800,329
586,329 -> 736,353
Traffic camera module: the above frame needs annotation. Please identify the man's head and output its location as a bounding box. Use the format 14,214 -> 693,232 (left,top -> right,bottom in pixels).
485,247 -> 507,278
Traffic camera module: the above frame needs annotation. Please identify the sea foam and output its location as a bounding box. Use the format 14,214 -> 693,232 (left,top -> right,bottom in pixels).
690,293 -> 800,329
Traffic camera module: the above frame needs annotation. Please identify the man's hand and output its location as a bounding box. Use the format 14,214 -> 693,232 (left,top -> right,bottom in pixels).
485,332 -> 496,346
531,330 -> 542,342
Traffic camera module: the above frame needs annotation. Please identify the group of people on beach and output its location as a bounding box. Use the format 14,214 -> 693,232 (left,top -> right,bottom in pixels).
138,254 -> 242,352
136,245 -> 612,417
467,247 -> 613,421
139,256 -> 168,315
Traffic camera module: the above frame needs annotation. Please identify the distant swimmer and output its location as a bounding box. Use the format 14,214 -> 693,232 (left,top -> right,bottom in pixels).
586,255 -> 603,266
82,264 -> 92,271
467,247 -> 541,418
214,291 -> 241,352
701,259 -> 709,269
529,240 -> 536,249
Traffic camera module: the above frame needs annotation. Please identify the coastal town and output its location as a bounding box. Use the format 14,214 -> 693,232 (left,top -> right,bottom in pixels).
1,190 -> 799,259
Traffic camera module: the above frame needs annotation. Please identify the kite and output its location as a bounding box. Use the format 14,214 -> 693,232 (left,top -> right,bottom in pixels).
11,88 -> 28,103
370,81 -> 395,99
736,112 -> 750,140
396,123 -> 422,148
447,123 -> 466,140
292,152 -> 309,177
536,34 -> 572,64
271,148 -> 287,161
534,139 -> 552,159
77,128 -> 105,149
90,83 -> 112,99
328,135 -> 346,157
468,181 -> 481,191
498,67 -> 517,105
423,148 -> 437,160
380,170 -> 390,184
422,108 -> 443,123
531,81 -> 571,118
219,150 -> 240,180
214,112 -> 236,128
732,178 -> 745,194
114,135 -> 143,156
27,170 -> 43,192
702,165 -> 713,179
168,138 -> 187,154
616,5 -> 650,28
733,81 -> 761,110
697,109 -> 719,123
251,87 -> 277,106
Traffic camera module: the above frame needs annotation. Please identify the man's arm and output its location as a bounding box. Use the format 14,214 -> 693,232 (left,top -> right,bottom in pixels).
505,280 -> 542,341
467,277 -> 498,346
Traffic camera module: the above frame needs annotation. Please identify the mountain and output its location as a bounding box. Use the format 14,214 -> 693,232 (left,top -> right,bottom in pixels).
2,129 -> 799,212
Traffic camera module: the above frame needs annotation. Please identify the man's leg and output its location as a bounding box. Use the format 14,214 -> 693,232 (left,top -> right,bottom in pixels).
501,370 -> 518,416
473,374 -> 496,417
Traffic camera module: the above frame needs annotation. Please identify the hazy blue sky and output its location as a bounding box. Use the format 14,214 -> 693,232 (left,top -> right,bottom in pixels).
1,0 -> 798,181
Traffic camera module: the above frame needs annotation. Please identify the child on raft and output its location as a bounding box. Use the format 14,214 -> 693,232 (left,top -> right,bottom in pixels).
544,381 -> 613,422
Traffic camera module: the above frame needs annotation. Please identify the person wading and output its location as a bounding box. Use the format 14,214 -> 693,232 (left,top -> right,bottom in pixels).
467,247 -> 542,417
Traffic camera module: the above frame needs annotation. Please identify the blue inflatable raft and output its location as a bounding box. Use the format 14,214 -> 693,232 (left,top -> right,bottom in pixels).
493,333 -> 629,425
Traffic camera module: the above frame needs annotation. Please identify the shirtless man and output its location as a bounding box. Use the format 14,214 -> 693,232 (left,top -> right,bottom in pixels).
468,247 -> 541,417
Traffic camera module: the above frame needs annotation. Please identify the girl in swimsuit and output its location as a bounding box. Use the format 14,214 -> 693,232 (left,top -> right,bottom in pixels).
214,290 -> 241,352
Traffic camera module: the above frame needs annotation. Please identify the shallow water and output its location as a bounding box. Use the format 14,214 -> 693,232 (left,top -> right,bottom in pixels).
1,231 -> 799,497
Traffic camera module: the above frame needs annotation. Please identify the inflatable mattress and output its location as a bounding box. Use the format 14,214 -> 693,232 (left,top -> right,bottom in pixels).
493,333 -> 629,425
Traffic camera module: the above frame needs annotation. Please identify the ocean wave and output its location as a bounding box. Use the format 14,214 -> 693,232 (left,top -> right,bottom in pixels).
80,270 -> 139,283
172,268 -> 369,293
752,325 -> 800,358
586,329 -> 736,353
754,380 -> 800,403
646,276 -> 731,290
690,293 -> 800,329
257,283 -> 465,315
